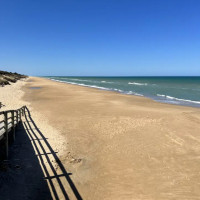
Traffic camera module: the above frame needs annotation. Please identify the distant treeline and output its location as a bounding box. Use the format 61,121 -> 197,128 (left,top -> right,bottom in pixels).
0,70 -> 28,86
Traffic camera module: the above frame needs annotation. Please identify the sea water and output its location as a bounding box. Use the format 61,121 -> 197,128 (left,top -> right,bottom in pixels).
45,76 -> 200,108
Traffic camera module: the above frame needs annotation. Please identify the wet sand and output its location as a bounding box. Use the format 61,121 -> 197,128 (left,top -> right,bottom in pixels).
22,77 -> 200,200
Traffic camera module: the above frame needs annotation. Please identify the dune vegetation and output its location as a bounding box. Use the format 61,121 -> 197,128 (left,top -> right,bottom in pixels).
0,70 -> 27,86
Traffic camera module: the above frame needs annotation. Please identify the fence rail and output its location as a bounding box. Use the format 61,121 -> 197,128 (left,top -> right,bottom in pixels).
0,106 -> 26,159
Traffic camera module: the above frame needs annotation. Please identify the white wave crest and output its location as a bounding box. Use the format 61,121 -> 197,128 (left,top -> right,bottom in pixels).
114,88 -> 123,92
128,82 -> 148,86
101,81 -> 114,83
157,94 -> 166,97
157,94 -> 200,104
126,91 -> 144,96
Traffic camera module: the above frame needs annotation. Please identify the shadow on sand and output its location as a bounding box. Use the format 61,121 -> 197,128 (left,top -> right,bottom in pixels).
0,106 -> 83,200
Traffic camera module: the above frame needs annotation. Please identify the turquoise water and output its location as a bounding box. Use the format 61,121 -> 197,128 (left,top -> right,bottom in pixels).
45,76 -> 200,108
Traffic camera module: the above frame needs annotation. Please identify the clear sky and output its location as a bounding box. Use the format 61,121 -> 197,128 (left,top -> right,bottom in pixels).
0,0 -> 200,76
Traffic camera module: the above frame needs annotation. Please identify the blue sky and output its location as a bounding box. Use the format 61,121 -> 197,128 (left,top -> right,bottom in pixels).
0,0 -> 200,76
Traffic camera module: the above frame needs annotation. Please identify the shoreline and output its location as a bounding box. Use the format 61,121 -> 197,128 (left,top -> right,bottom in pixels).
45,77 -> 200,109
22,77 -> 200,199
44,77 -> 199,110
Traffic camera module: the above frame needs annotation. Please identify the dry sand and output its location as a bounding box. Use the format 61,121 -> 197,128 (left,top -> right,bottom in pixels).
0,79 -> 66,199
1,77 -> 200,200
0,79 -> 65,160
0,79 -> 26,111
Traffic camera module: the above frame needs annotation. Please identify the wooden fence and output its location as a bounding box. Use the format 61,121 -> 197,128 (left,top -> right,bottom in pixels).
0,106 -> 26,159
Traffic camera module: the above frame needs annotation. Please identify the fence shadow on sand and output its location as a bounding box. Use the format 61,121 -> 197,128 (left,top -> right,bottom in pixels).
0,106 -> 83,200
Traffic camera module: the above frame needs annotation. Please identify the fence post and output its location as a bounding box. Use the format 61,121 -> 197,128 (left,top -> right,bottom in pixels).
22,107 -> 24,116
19,109 -> 22,122
23,106 -> 26,116
4,112 -> 8,159
16,110 -> 19,125
11,110 -> 15,142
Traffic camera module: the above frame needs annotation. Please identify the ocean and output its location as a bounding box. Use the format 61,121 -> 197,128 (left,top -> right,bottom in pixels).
45,76 -> 200,108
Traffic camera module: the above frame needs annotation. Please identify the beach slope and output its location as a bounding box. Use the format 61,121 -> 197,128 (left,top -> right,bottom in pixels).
23,77 -> 200,200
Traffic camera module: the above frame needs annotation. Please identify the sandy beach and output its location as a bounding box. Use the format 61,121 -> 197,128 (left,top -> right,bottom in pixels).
1,77 -> 200,199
